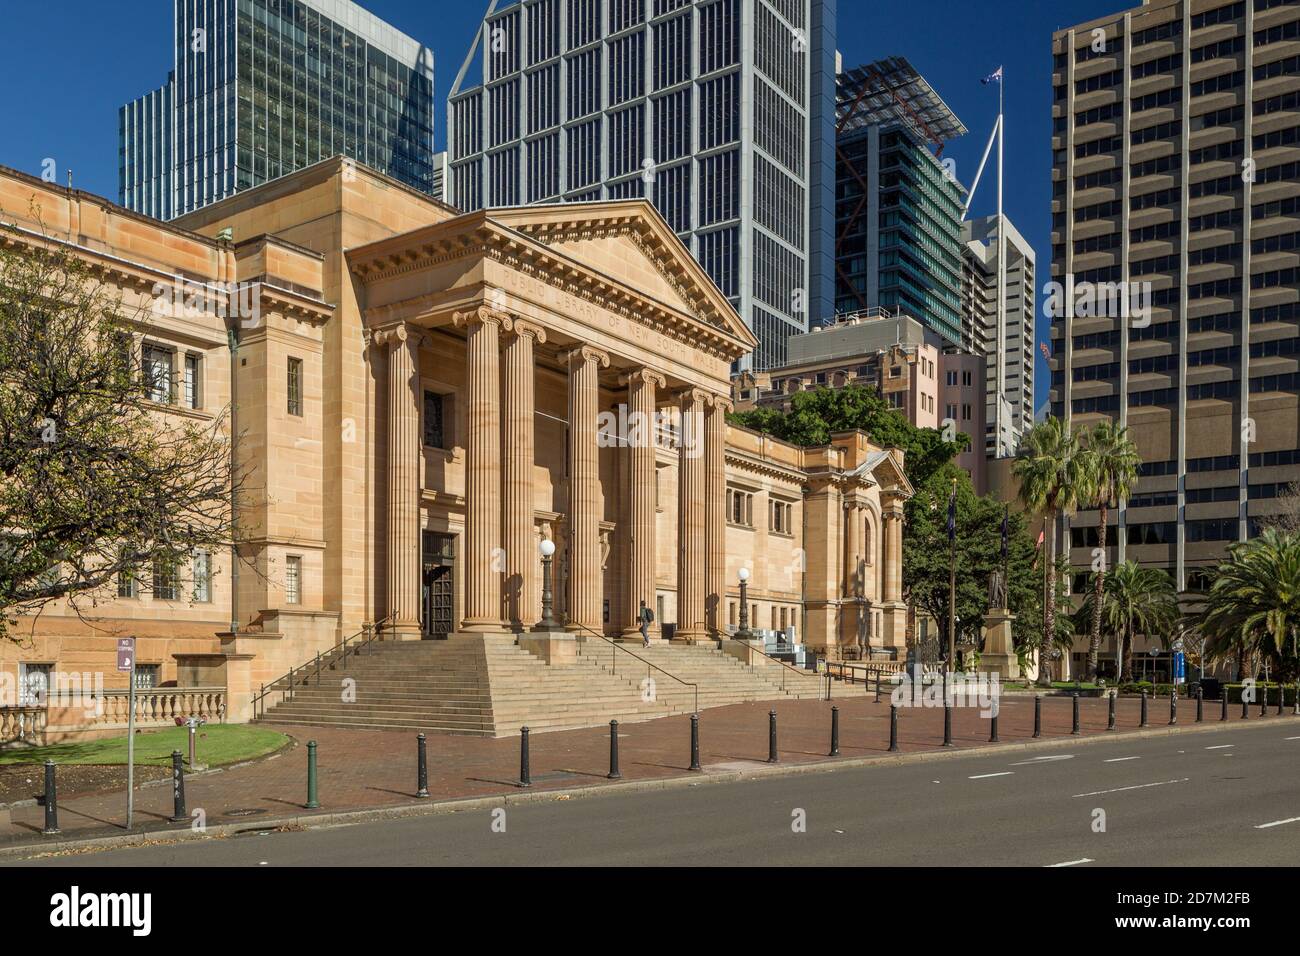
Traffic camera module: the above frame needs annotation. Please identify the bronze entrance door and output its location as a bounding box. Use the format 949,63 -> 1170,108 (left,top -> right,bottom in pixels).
422,531 -> 455,639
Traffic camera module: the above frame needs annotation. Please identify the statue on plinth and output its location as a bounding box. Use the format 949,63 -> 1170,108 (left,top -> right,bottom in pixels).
988,568 -> 1008,611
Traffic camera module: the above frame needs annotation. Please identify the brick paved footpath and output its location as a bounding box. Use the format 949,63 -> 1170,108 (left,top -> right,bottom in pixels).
0,690 -> 1277,848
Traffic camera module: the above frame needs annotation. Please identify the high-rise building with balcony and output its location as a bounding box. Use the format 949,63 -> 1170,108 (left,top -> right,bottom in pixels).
961,213 -> 1036,458
834,57 -> 968,347
120,0 -> 435,220
445,0 -> 838,371
1050,0 -> 1299,602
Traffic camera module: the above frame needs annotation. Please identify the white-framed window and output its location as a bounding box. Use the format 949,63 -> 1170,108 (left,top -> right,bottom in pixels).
152,560 -> 177,600
144,345 -> 174,404
285,555 -> 302,605
19,663 -> 53,706
183,353 -> 201,409
192,550 -> 212,603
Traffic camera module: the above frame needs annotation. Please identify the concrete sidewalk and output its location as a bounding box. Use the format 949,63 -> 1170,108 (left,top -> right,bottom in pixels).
2,690 -> 1283,854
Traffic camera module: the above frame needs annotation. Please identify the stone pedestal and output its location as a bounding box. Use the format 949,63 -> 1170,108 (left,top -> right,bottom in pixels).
517,631 -> 579,665
981,609 -> 1021,679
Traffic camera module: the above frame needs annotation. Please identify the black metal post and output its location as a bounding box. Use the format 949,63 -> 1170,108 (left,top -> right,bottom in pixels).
1242,692 -> 1249,719
830,706 -> 840,757
1196,686 -> 1203,723
519,726 -> 531,788
888,704 -> 900,752
1107,692 -> 1116,731
416,733 -> 429,798
607,720 -> 621,779
537,554 -> 559,631
1033,695 -> 1042,738
989,710 -> 999,743
1140,690 -> 1149,727
943,702 -> 954,747
170,750 -> 187,823
767,709 -> 779,763
305,740 -> 320,809
1168,686 -> 1177,725
736,577 -> 752,641
1261,684 -> 1269,717
1278,685 -> 1285,716
42,760 -> 59,835
689,714 -> 701,771
1222,691 -> 1228,721
874,670 -> 881,703
1072,692 -> 1081,735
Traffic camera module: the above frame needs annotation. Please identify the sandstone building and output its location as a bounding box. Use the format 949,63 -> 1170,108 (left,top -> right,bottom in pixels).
0,158 -> 910,732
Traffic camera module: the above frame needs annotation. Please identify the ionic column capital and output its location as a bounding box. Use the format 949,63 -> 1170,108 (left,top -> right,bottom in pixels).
504,318 -> 548,345
453,305 -> 511,332
561,344 -> 611,369
370,322 -> 426,349
619,367 -> 666,390
705,392 -> 733,414
673,386 -> 710,407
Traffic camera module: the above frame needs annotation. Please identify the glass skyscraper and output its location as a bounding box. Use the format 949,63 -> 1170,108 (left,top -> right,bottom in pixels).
446,0 -> 837,371
120,0 -> 435,220
835,58 -> 968,347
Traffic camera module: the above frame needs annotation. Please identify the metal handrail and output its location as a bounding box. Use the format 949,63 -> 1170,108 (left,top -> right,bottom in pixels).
252,615 -> 394,719
567,621 -> 699,715
726,633 -> 821,694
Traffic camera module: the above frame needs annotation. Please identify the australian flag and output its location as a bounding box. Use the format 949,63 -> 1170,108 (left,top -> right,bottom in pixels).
947,487 -> 957,543
982,66 -> 1004,85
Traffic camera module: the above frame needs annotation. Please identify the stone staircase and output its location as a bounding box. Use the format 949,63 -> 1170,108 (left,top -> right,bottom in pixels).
257,635 -> 825,737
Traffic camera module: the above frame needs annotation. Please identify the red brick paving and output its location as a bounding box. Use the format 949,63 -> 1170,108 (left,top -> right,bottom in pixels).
0,690 -> 1272,848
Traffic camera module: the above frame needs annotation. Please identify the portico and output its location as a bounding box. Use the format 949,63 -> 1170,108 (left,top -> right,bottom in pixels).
351,203 -> 754,650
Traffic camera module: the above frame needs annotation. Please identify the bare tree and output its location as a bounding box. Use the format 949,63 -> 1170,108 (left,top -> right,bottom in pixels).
1258,482 -> 1300,535
0,214 -> 240,640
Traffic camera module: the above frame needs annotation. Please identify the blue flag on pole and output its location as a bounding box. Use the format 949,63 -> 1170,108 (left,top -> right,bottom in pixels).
982,66 -> 1004,85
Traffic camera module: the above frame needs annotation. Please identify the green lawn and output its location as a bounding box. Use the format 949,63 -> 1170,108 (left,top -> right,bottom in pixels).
0,724 -> 289,768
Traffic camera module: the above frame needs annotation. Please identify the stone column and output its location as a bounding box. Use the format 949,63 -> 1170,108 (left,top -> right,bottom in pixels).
883,503 -> 903,603
675,388 -> 708,641
845,501 -> 864,650
378,323 -> 422,640
564,345 -> 609,632
621,367 -> 664,639
704,394 -> 730,636
453,307 -> 507,632
502,320 -> 546,629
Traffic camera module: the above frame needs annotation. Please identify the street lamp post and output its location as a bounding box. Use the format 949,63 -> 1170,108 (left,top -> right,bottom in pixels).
736,567 -> 753,641
535,538 -> 561,632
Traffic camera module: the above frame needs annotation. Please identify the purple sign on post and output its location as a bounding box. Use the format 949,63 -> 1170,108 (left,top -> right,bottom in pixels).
117,638 -> 136,673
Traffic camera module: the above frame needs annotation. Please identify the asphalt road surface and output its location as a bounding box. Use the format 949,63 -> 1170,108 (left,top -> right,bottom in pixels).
11,723 -> 1300,866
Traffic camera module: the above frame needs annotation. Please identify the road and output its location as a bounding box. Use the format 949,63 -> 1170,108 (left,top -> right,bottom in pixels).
9,722 -> 1299,866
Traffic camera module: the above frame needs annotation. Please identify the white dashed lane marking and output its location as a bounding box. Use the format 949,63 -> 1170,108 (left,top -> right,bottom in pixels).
969,772 -> 1015,779
1104,756 -> 1141,763
1046,858 -> 1094,867
1072,778 -> 1189,798
1255,817 -> 1300,830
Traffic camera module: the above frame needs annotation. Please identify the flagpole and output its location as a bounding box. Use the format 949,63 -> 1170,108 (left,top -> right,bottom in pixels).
996,67 -> 1007,456
948,477 -> 957,671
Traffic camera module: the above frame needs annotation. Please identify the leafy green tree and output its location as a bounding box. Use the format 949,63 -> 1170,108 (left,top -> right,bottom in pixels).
1192,529 -> 1300,680
0,217 -> 238,640
1077,561 -> 1180,681
1012,417 -> 1085,686
1077,421 -> 1141,680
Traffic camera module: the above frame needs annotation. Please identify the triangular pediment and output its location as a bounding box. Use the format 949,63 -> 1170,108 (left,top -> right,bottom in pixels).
485,201 -> 757,351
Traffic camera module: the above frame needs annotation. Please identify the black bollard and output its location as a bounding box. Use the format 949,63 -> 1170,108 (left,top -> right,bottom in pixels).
1196,687 -> 1203,723
1072,693 -> 1081,735
1221,691 -> 1228,721
42,760 -> 59,835
689,714 -> 701,771
607,720 -> 621,780
305,740 -> 320,809
1033,695 -> 1042,739
519,726 -> 531,788
989,710 -> 999,743
767,709 -> 779,763
1278,685 -> 1285,716
1242,692 -> 1249,719
170,750 -> 188,823
875,671 -> 882,703
943,703 -> 954,747
1140,690 -> 1149,728
888,704 -> 900,752
830,706 -> 840,757
1169,687 -> 1178,726
416,733 -> 429,798
1107,692 -> 1116,731
1261,684 -> 1269,718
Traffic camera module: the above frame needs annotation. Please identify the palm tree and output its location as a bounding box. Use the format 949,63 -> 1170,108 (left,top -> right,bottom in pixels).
1077,561 -> 1179,681
1013,417 -> 1085,686
1077,421 -> 1141,680
1194,530 -> 1300,679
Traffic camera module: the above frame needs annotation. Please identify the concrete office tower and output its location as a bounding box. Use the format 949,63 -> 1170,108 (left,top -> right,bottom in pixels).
835,57 -> 968,346
1051,0 -> 1300,598
446,0 -> 838,372
120,0 -> 436,220
962,214 -> 1036,458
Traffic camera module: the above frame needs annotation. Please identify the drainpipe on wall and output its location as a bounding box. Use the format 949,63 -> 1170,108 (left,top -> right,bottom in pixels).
226,321 -> 239,636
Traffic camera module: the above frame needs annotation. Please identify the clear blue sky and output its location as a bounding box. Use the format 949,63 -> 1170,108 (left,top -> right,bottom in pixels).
0,0 -> 1126,410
